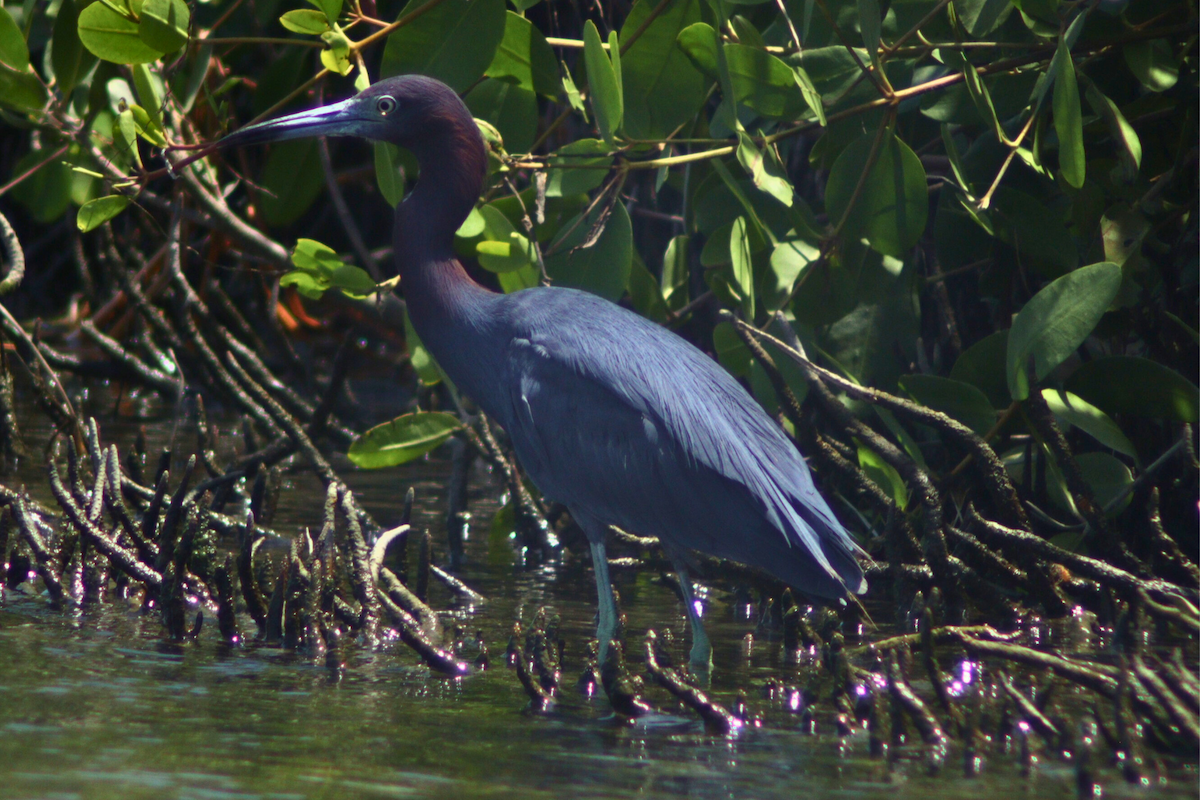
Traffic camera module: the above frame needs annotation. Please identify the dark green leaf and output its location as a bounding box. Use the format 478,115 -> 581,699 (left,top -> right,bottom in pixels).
949,330 -> 1009,409
374,142 -> 404,208
0,62 -> 48,112
485,11 -> 558,97
0,7 -> 29,71
1084,84 -> 1141,185
78,0 -> 164,64
825,131 -> 928,257
899,374 -> 996,436
380,0 -> 505,93
139,0 -> 189,52
546,139 -> 611,197
1006,262 -> 1121,401
626,254 -> 668,322
259,139 -> 324,227
465,78 -> 537,154
713,321 -> 751,377
1076,453 -> 1133,514
952,0 -> 1011,36
403,308 -> 441,385
330,264 -> 378,298
990,187 -> 1077,277
1123,39 -> 1178,93
51,0 -> 88,97
583,20 -> 622,143
1052,38 -> 1084,189
308,0 -> 343,24
77,195 -> 130,232
857,0 -> 880,60
544,201 -> 631,302
347,412 -> 462,469
619,0 -> 708,139
1065,357 -> 1199,423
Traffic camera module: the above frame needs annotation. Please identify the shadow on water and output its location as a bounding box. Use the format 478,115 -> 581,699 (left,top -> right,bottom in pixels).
0,407 -> 1194,800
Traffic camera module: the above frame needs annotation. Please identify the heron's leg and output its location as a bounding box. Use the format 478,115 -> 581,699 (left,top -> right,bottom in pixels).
673,561 -> 712,673
589,540 -> 618,667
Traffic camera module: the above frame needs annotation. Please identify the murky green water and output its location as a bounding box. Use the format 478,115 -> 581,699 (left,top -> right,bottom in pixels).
0,413 -> 1192,799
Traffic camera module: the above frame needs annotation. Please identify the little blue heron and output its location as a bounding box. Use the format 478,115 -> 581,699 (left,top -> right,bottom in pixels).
220,75 -> 866,670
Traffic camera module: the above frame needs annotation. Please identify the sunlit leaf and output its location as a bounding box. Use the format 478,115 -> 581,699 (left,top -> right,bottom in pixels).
545,139 -> 611,197
1042,388 -> 1136,459
474,205 -> 536,274
583,21 -> 622,143
1006,262 -> 1121,401
78,1 -> 164,64
308,0 -> 343,24
280,9 -> 330,34
348,412 -> 463,469
403,308 -> 441,385
737,133 -> 793,208
139,0 -> 189,53
858,443 -> 908,509
1123,39 -> 1177,93
77,195 -> 130,232
729,216 -> 755,320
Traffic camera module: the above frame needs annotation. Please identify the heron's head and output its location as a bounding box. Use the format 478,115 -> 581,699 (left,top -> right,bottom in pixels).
218,75 -> 470,151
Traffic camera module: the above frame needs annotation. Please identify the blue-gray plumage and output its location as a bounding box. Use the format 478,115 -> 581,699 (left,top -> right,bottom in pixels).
221,75 -> 866,671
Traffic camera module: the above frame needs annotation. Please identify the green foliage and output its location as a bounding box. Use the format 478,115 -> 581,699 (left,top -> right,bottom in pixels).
348,412 -> 463,468
1,0 -> 1194,564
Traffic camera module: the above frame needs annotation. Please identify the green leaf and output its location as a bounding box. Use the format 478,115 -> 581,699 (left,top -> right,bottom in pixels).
544,201 -> 632,302
485,11 -> 558,97
279,9 -> 330,34
1076,453 -> 1133,514
329,264 -> 378,298
347,412 -> 462,469
380,0 -> 505,93
0,7 -> 30,71
374,142 -> 404,208
857,0 -> 880,61
713,321 -> 751,377
115,108 -> 142,168
1065,357 -> 1199,423
1084,84 -> 1141,185
768,238 -> 817,310
1123,39 -> 1178,93
723,43 -> 801,119
949,330 -> 1010,409
1041,388 -> 1136,459
737,132 -> 793,208
1052,38 -> 1084,189
132,63 -> 164,135
473,204 -> 536,273
990,187 -> 1077,277
952,0 -> 1012,36
464,78 -> 538,154
545,138 -> 611,197
139,0 -> 189,53
0,62 -> 48,112
858,443 -> 908,509
291,238 -> 344,276
51,0 -> 88,97
619,0 -> 708,140
662,234 -> 690,308
729,216 -> 755,319
78,0 -> 164,64
77,195 -> 130,232
259,139 -> 324,227
308,0 -> 343,24
626,254 -> 668,322
403,308 -> 441,385
1006,262 -> 1122,401
825,131 -> 928,257
791,65 -> 825,126
899,374 -> 997,437
583,21 -> 622,143
319,28 -> 353,75
279,271 -> 328,299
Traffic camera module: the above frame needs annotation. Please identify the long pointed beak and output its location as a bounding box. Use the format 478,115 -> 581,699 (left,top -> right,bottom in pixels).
218,97 -> 359,149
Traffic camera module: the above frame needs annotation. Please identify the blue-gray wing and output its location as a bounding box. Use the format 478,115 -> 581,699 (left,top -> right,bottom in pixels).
494,292 -> 865,598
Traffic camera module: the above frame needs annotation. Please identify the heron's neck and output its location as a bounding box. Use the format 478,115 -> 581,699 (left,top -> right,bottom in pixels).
392,110 -> 503,401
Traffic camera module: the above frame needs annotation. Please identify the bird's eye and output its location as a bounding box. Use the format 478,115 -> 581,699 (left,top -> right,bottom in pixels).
376,96 -> 396,115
